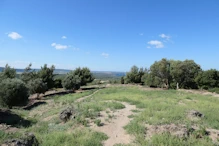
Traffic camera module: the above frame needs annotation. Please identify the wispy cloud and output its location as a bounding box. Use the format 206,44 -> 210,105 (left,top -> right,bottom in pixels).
7,32 -> 22,40
51,43 -> 68,50
147,40 -> 164,48
139,33 -> 144,36
62,36 -> 67,39
159,34 -> 170,40
101,53 -> 109,58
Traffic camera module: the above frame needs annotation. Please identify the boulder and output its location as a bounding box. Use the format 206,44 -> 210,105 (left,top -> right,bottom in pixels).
188,110 -> 204,118
59,107 -> 75,122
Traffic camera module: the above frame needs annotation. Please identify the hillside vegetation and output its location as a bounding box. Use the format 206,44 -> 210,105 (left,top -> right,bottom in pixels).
1,59 -> 219,146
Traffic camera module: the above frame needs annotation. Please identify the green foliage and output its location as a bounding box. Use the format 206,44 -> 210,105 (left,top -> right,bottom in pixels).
38,64 -> 55,89
195,69 -> 219,89
147,58 -> 171,88
121,76 -> 124,84
62,71 -> 81,90
0,64 -> 16,81
54,78 -> 63,88
124,66 -> 146,84
208,88 -> 219,94
20,64 -> 38,83
170,60 -> 201,89
28,78 -> 47,96
143,59 -> 201,89
73,67 -> 94,86
0,130 -> 22,144
94,119 -> 101,126
142,72 -> 162,87
0,78 -> 29,108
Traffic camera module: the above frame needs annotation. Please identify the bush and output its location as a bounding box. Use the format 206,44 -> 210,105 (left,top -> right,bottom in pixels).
54,78 -> 63,88
62,72 -> 81,90
73,67 -> 94,86
121,77 -> 124,84
28,78 -> 47,98
38,64 -> 55,90
208,88 -> 219,94
0,64 -> 16,82
0,78 -> 29,108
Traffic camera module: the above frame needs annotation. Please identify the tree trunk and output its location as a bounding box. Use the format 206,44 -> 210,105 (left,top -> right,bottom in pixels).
36,93 -> 39,100
176,82 -> 179,90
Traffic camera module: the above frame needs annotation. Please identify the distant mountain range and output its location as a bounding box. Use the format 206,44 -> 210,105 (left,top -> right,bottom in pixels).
0,67 -> 126,79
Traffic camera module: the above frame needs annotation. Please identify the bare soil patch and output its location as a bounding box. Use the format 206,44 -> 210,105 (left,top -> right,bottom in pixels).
145,123 -> 219,143
0,124 -> 18,133
90,101 -> 137,146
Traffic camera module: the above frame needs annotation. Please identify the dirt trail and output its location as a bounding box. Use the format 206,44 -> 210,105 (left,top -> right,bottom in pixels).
91,102 -> 136,146
75,89 -> 100,102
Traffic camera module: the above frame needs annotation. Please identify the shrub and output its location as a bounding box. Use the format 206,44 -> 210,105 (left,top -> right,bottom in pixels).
38,64 -> 55,90
62,72 -> 81,90
72,67 -> 94,86
28,78 -> 47,98
121,77 -> 124,84
54,78 -> 63,88
94,119 -> 101,126
208,88 -> 219,94
0,64 -> 16,82
0,78 -> 29,108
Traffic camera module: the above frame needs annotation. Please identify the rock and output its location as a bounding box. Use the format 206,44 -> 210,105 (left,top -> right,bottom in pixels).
2,133 -> 39,146
59,107 -> 75,122
188,110 -> 204,118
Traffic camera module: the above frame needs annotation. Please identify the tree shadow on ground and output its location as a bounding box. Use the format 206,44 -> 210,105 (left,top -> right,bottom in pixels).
23,101 -> 46,110
0,109 -> 35,128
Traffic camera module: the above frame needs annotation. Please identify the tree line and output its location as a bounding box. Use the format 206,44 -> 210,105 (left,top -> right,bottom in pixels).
123,58 -> 219,90
0,64 -> 94,108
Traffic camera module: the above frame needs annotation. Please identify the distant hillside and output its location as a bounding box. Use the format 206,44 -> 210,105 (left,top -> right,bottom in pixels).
0,67 -> 125,79
0,67 -> 70,74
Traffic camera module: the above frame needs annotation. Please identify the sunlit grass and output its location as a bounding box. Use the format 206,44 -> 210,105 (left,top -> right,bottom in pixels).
2,85 -> 219,145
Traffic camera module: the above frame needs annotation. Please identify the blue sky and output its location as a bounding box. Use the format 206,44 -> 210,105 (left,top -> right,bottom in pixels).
0,0 -> 219,71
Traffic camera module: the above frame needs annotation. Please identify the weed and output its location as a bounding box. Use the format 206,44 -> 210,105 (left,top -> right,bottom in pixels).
94,119 -> 102,126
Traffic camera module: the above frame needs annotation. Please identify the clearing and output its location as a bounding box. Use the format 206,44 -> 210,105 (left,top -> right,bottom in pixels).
1,85 -> 219,146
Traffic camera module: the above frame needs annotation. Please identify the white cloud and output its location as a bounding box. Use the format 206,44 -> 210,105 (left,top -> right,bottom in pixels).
159,34 -> 170,40
62,36 -> 67,39
147,40 -> 164,48
101,53 -> 109,58
8,32 -> 22,40
51,43 -> 68,50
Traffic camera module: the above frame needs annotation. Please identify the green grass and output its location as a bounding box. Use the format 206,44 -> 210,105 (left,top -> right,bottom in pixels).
38,129 -> 107,146
53,89 -> 97,104
146,133 -> 214,146
91,86 -> 219,145
93,87 -> 219,128
0,130 -> 22,144
2,85 -> 219,145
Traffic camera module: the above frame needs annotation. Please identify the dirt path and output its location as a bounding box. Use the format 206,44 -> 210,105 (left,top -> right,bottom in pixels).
91,102 -> 137,146
75,89 -> 100,102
